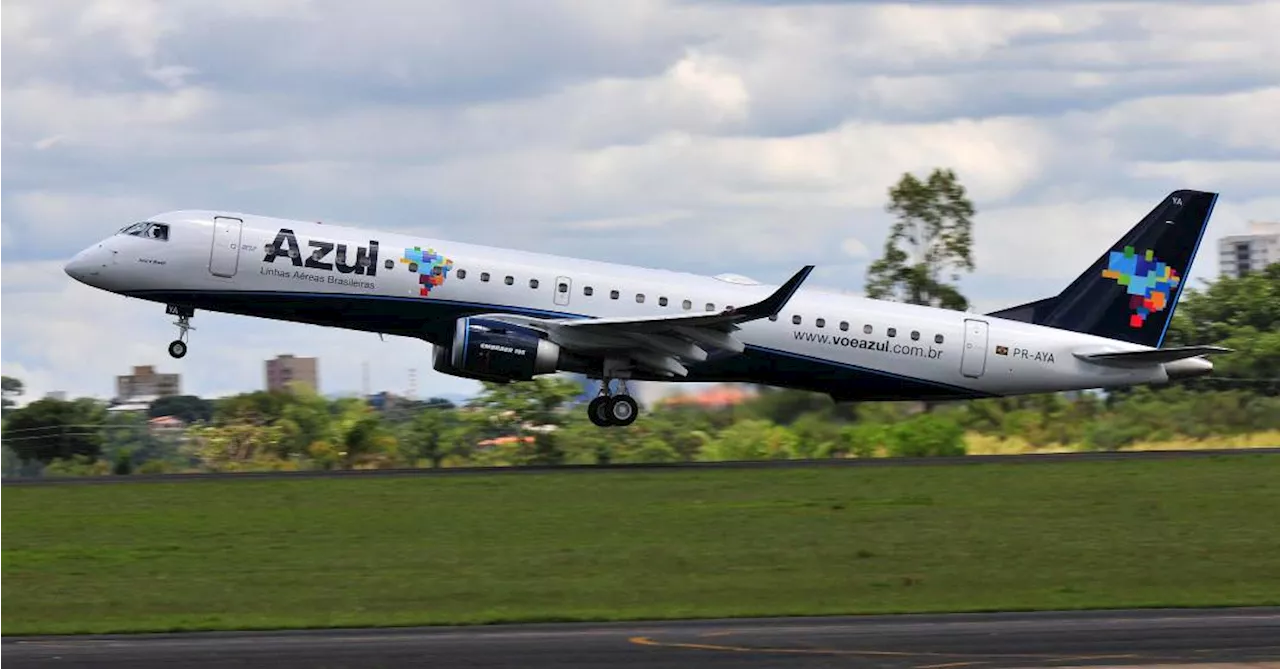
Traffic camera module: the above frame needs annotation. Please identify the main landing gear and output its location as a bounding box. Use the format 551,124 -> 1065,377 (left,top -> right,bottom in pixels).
166,304 -> 195,359
588,380 -> 639,427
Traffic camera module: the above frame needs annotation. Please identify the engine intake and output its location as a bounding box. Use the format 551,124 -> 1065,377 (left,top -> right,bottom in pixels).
433,317 -> 561,382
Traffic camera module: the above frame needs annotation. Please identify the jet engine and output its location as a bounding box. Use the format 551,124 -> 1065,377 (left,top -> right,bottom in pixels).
432,317 -> 562,383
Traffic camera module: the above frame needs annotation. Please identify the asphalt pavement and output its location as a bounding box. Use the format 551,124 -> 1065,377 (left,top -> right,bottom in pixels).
6,608 -> 1280,668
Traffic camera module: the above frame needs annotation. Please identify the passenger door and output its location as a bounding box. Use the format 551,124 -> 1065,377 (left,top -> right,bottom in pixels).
209,216 -> 244,278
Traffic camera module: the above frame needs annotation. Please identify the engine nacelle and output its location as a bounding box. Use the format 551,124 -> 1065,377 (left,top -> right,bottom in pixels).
432,317 -> 562,383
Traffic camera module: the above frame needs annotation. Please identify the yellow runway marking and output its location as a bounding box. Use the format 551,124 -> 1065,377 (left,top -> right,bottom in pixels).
629,636 -> 1152,664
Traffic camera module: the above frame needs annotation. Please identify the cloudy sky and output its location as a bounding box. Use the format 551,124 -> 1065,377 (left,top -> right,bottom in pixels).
3,0 -> 1278,404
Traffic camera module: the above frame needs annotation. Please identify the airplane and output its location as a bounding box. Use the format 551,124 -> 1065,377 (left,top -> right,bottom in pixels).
64,190 -> 1229,427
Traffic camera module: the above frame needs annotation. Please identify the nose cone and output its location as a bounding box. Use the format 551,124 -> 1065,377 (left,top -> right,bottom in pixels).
65,245 -> 105,285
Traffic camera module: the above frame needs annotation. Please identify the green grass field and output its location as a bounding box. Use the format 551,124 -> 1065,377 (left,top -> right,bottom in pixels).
4,455 -> 1280,634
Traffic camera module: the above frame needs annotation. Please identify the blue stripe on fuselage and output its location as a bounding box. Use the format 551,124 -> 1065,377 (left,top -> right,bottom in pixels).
125,288 -> 988,400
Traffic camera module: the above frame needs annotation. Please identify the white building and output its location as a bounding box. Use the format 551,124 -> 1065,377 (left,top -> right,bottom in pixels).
1218,221 -> 1280,278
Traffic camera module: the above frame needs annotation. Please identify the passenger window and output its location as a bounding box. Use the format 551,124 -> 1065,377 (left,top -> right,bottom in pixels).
706,303 -> 715,312
504,276 -> 514,285
816,318 -> 826,328
911,330 -> 920,341
682,299 -> 692,310
481,272 -> 490,282
611,290 -> 620,300
583,286 -> 593,296
384,260 -> 395,270
888,328 -> 897,338
840,321 -> 849,331
408,262 -> 419,273
457,269 -> 467,279
636,294 -> 645,303
863,324 -> 873,334
769,315 -> 778,321
792,315 -> 802,325
659,297 -> 668,307
530,279 -> 540,289
935,334 -> 944,344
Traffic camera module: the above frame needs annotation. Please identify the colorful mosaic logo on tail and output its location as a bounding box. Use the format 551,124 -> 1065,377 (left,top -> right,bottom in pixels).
400,246 -> 453,297
1101,246 -> 1181,328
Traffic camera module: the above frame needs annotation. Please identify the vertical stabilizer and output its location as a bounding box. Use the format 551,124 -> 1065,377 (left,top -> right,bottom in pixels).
989,190 -> 1216,347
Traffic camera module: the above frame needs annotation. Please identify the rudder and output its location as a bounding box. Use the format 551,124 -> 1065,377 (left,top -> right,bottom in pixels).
988,190 -> 1217,347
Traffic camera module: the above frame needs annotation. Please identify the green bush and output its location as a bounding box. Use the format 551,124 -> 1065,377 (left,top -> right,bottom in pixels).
888,413 -> 966,457
1083,417 -> 1146,451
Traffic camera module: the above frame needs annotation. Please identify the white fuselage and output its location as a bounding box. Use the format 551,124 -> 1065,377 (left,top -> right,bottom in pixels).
66,210 -> 1191,400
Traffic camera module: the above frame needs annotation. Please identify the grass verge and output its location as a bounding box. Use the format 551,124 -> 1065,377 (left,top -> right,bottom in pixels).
4,454 -> 1280,634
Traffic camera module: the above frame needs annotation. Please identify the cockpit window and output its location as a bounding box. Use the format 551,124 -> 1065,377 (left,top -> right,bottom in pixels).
118,222 -> 169,241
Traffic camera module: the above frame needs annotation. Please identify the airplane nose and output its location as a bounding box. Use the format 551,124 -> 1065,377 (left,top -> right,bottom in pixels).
65,245 -> 103,283
65,252 -> 88,280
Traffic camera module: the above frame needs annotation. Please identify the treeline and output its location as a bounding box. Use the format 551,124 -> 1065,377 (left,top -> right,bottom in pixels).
3,381 -> 1278,479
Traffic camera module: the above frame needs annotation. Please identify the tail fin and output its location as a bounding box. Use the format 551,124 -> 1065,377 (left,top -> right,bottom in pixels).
988,189 -> 1217,347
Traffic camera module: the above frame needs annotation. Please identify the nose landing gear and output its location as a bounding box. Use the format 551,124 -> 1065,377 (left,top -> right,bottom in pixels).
166,305 -> 195,359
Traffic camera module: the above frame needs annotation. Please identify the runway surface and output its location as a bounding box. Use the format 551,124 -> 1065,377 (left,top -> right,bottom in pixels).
6,447 -> 1279,486
6,608 -> 1280,668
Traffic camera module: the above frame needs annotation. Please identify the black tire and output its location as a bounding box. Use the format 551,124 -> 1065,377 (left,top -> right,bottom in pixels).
588,396 -> 614,427
168,340 -> 187,359
608,395 -> 639,426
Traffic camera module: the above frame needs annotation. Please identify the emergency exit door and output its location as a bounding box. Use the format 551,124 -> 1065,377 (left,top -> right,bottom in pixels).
960,318 -> 989,378
209,216 -> 244,278
554,276 -> 572,306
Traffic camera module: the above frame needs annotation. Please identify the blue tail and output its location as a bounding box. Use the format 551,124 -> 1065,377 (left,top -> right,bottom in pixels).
988,190 -> 1217,347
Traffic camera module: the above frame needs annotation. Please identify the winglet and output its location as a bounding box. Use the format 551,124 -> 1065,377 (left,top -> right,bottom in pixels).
733,265 -> 815,320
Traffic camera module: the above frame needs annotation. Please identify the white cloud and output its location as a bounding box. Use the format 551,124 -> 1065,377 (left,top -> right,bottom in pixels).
840,238 -> 869,259
1127,160 -> 1280,193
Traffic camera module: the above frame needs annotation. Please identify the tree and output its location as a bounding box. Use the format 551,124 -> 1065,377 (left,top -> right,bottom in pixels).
1163,263 -> 1280,395
467,377 -> 582,433
398,406 -> 460,468
0,376 -> 22,445
2,376 -> 24,416
865,168 -> 975,310
2,398 -> 107,464
148,395 -> 214,424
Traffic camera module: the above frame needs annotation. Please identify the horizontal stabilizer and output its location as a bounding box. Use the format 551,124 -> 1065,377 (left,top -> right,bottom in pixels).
1073,345 -> 1232,368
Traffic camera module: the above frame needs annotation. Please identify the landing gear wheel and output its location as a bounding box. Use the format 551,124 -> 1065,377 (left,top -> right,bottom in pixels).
166,305 -> 195,359
588,396 -> 614,427
608,395 -> 638,426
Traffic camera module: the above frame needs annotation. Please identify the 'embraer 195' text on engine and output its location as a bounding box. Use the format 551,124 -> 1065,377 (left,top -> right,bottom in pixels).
263,228 -> 380,276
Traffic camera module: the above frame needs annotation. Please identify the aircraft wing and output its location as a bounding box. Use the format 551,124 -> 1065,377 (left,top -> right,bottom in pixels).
473,265 -> 814,377
1073,345 -> 1232,368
